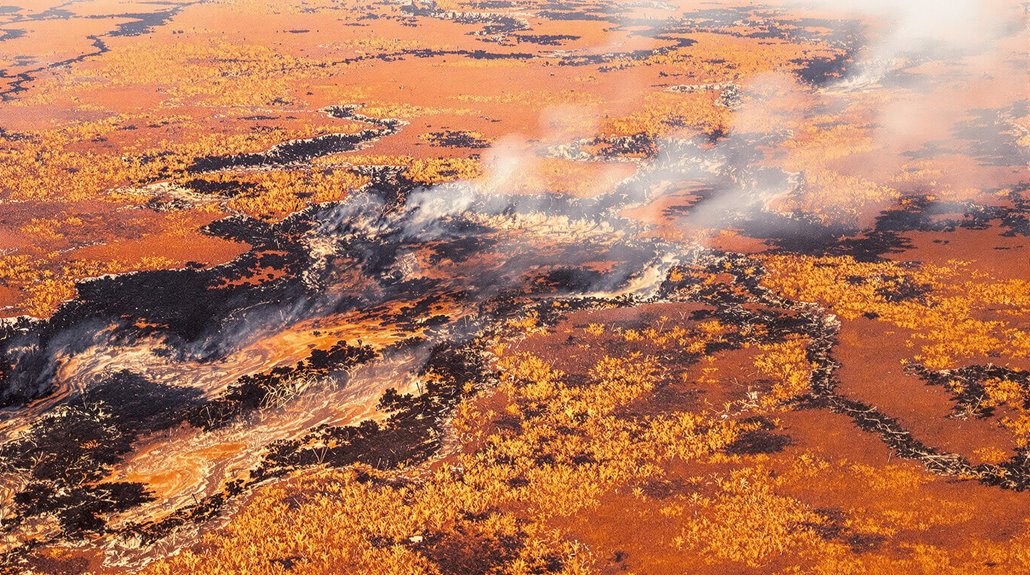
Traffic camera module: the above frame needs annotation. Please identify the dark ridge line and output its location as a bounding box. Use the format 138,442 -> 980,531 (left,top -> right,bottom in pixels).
664,252 -> 1030,491
186,105 -> 405,173
817,394 -> 1030,490
908,363 -> 1030,419
319,38 -> 695,71
0,2 -> 193,101
672,6 -> 863,50
322,47 -> 537,68
424,130 -> 490,149
400,4 -> 530,38
514,33 -> 579,46
0,34 -> 107,100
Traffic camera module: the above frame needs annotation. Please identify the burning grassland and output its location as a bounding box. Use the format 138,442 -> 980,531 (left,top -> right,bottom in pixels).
0,0 -> 1026,573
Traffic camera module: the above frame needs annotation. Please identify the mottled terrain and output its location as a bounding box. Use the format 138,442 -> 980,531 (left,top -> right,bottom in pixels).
0,1 -> 1026,573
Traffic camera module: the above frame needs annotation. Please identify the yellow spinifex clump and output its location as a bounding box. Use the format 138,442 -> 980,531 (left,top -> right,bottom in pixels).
753,337 -> 815,406
679,467 -> 826,567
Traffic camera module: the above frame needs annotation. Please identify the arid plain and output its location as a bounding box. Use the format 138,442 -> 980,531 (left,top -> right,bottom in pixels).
0,1 -> 1027,573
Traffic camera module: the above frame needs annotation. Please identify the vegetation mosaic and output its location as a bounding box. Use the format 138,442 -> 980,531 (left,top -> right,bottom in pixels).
0,0 -> 1026,573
